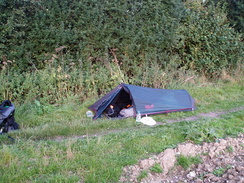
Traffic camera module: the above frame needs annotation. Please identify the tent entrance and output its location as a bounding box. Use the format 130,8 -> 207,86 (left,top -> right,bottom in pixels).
103,89 -> 134,118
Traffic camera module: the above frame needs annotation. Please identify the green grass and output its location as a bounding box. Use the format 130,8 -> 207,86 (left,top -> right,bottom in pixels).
137,170 -> 148,182
0,81 -> 243,182
176,155 -> 202,170
213,165 -> 231,177
150,163 -> 163,173
10,80 -> 243,141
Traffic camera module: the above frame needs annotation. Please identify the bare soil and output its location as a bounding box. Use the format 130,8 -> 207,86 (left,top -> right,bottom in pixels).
119,134 -> 244,183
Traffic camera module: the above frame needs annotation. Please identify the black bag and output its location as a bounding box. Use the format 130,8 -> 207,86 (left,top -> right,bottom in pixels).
0,100 -> 19,134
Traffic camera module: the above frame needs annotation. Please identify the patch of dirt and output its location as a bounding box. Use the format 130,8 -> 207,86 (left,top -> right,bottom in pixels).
156,106 -> 244,125
119,134 -> 244,183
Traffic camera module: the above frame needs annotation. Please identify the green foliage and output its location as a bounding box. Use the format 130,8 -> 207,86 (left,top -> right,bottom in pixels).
181,109 -> 244,144
213,167 -> 225,176
0,66 -> 88,104
34,100 -> 55,115
0,99 -> 243,182
175,1 -> 243,77
0,0 -> 243,103
137,170 -> 148,182
0,81 -> 241,141
0,0 -> 184,71
227,0 -> 244,33
176,155 -> 202,169
226,145 -> 234,153
213,165 -> 231,176
211,0 -> 244,33
150,163 -> 163,173
182,120 -> 221,144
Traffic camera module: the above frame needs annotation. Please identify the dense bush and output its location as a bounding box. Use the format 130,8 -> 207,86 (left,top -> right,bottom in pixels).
0,0 -> 184,71
0,0 -> 243,104
212,0 -> 244,33
174,1 -> 243,77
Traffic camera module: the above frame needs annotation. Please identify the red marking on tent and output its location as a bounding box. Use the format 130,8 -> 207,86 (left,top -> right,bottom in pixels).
145,104 -> 154,109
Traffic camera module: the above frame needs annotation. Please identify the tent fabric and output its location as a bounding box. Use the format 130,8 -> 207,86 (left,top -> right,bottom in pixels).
88,83 -> 196,120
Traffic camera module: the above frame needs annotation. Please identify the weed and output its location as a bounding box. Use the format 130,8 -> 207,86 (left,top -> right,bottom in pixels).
226,146 -> 234,153
213,167 -> 225,176
150,163 -> 163,173
213,165 -> 231,177
176,155 -> 202,170
182,119 -> 222,144
201,152 -> 209,156
137,170 -> 148,182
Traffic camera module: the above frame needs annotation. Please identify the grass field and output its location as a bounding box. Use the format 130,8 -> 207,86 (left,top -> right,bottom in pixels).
0,81 -> 243,182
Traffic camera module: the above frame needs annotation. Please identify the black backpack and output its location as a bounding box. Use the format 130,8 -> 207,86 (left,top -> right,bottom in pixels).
0,100 -> 19,134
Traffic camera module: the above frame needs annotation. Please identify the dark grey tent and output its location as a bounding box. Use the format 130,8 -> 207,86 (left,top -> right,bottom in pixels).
88,83 -> 196,120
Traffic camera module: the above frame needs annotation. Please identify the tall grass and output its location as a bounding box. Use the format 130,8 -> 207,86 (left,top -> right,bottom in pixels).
1,59 -> 243,105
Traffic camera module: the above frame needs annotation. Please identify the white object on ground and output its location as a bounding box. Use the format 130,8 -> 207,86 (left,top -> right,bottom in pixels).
140,115 -> 156,126
86,110 -> 94,118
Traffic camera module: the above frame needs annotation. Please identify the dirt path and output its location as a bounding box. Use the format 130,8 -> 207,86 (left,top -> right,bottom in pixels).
54,106 -> 244,141
156,106 -> 244,125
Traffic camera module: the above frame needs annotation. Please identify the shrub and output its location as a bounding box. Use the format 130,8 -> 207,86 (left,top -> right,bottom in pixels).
174,1 -> 243,77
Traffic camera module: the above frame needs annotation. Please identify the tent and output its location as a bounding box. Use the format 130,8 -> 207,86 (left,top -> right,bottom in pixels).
88,83 -> 196,120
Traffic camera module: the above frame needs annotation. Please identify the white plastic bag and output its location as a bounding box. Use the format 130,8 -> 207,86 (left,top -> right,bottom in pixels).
140,116 -> 156,126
